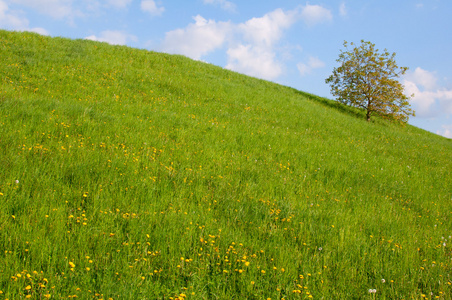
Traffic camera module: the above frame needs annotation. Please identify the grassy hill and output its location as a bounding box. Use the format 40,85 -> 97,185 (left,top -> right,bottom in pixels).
0,30 -> 451,299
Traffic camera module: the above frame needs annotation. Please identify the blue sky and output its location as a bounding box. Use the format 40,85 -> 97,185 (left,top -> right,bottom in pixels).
1,0 -> 451,138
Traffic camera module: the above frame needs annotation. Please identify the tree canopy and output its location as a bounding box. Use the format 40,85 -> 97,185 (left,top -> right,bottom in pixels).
326,40 -> 415,122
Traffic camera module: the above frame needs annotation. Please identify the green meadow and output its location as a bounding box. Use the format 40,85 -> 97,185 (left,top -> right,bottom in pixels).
0,30 -> 451,299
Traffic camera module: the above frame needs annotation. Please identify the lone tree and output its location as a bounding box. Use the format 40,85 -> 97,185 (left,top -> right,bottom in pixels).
326,40 -> 414,122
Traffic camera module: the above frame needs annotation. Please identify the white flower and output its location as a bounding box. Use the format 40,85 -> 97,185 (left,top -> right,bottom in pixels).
15,180 -> 19,184
368,289 -> 377,293
381,279 -> 386,283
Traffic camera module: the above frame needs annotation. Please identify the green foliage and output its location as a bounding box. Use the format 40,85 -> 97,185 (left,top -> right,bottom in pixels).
0,30 -> 451,299
326,40 -> 415,122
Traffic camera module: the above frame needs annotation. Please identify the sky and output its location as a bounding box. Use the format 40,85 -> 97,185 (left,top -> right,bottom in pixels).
1,0 -> 451,138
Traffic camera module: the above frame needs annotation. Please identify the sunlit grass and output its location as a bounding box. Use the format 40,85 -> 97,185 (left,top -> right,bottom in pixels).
0,30 -> 451,299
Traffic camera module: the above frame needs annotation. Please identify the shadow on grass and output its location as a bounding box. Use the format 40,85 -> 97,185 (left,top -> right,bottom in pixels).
292,89 -> 365,120
291,89 -> 407,129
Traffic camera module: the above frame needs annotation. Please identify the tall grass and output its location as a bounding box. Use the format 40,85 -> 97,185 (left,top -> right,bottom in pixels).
0,30 -> 451,299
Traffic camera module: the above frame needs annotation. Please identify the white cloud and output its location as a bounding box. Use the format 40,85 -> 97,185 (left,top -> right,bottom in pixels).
437,89 -> 452,115
28,27 -> 49,35
0,0 -> 29,29
239,8 -> 298,47
300,3 -> 333,26
225,44 -> 283,80
161,15 -> 231,60
436,125 -> 452,139
339,2 -> 347,17
161,8 -> 299,79
160,5 -> 332,80
140,0 -> 164,16
0,0 -> 50,34
203,0 -> 236,12
404,68 -> 452,118
106,0 -> 132,9
228,8 -> 303,80
4,0 -> 130,25
297,56 -> 325,76
404,80 -> 437,117
405,67 -> 437,90
85,30 -> 137,45
9,0 -> 79,20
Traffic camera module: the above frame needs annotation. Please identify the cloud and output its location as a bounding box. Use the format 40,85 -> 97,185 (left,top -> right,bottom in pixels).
28,27 -> 49,35
228,8 -> 303,80
436,125 -> 452,139
403,68 -> 452,118
339,2 -> 347,17
85,30 -> 137,45
239,8 -> 298,47
0,0 -> 50,34
405,67 -> 437,90
9,0 -> 80,21
160,5 -> 332,80
203,0 -> 236,12
161,15 -> 231,60
0,0 -> 29,29
403,80 -> 438,117
141,0 -> 164,16
297,56 -> 325,76
106,0 -> 132,9
300,3 -> 333,26
225,44 -> 283,80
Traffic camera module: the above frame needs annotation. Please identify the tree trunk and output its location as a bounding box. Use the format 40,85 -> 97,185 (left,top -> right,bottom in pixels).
366,97 -> 372,121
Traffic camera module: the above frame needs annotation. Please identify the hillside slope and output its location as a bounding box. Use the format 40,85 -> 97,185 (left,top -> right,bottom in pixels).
1,30 -> 451,299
